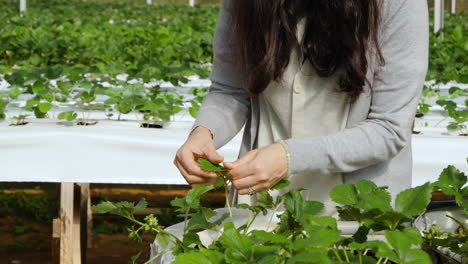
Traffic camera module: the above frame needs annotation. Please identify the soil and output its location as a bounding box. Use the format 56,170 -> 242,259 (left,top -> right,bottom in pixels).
77,120 -> 98,126
0,216 -> 157,264
140,123 -> 164,129
0,183 -> 225,264
9,122 -> 28,126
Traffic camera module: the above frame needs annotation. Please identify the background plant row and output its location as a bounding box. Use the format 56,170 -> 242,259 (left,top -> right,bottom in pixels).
0,1 -> 466,129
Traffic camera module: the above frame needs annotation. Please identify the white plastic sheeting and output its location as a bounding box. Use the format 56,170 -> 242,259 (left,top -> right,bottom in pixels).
0,114 -> 466,186
0,117 -> 242,185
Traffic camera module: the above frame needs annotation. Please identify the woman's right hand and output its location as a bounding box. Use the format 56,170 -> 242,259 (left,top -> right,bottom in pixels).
174,126 -> 224,187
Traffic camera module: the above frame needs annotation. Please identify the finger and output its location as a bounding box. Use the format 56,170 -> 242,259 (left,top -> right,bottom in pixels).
238,182 -> 270,196
231,175 -> 256,191
202,145 -> 224,164
175,160 -> 213,186
227,164 -> 254,181
179,150 -> 218,178
224,149 -> 258,170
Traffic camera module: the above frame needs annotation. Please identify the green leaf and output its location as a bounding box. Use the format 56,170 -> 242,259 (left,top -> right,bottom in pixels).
134,199 -> 147,210
283,190 -> 323,223
250,230 -> 291,246
182,232 -> 202,246
8,86 -> 21,100
294,229 -> 340,248
129,251 -> 142,264
186,184 -> 214,208
356,188 -> 392,212
271,179 -> 291,190
38,102 -> 52,113
401,249 -> 432,264
395,183 -> 432,217
189,106 -> 199,118
303,216 -> 337,231
286,248 -> 333,264
32,81 -> 44,93
92,201 -> 117,214
355,180 -> 378,195
219,222 -> 252,262
256,191 -> 274,209
383,227 -> 429,264
434,165 -> 467,196
330,184 -> 358,205
251,245 -> 280,261
156,232 -> 171,248
58,111 -> 77,121
353,225 -> 370,243
173,250 -> 224,264
197,158 -> 227,172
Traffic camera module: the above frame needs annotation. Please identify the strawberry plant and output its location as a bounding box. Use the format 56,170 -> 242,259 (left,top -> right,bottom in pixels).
188,88 -> 208,118
94,159 -> 468,264
0,93 -> 7,119
436,87 -> 468,135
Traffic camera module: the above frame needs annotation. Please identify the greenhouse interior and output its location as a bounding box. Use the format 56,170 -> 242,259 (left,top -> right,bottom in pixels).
0,0 -> 467,263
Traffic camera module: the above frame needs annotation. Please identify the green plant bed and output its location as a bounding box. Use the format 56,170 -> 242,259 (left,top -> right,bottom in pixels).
94,160 -> 467,264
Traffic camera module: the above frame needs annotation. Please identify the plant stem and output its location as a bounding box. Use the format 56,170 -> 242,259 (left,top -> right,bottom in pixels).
342,247 -> 350,263
243,211 -> 254,235
245,212 -> 260,235
223,177 -> 232,218
376,258 -> 383,264
121,214 -> 183,245
142,248 -> 171,264
332,248 -> 343,262
267,205 -> 278,231
446,214 -> 466,231
358,250 -> 363,264
183,207 -> 190,234
383,257 -> 389,264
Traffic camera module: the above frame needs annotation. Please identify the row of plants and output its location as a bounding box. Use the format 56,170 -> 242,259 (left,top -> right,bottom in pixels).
0,2 -> 466,132
0,0 -> 216,126
0,65 -> 208,126
417,11 -> 467,135
94,159 -> 468,264
0,0 -> 217,77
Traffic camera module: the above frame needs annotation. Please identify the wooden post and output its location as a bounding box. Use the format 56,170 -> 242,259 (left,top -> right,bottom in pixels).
146,0 -> 152,5
451,0 -> 457,14
77,183 -> 93,255
60,183 -> 75,264
434,0 -> 445,38
52,218 -> 61,264
189,0 -> 195,7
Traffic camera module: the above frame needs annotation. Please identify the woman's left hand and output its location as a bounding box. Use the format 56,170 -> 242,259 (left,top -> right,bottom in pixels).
224,143 -> 288,195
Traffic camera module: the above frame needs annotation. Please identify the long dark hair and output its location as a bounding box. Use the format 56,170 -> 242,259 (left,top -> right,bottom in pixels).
231,0 -> 385,101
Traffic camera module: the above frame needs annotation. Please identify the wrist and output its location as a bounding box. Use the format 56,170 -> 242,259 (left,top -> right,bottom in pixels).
276,140 -> 292,178
190,126 -> 213,140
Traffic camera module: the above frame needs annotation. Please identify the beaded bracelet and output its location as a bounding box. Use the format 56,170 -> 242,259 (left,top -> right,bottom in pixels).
276,140 -> 292,178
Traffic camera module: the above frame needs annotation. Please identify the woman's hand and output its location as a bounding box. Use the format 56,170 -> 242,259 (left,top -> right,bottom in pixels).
224,143 -> 288,195
174,126 -> 224,187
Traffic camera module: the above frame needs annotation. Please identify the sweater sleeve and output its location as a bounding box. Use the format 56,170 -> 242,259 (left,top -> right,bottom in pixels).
191,0 -> 251,149
285,0 -> 429,175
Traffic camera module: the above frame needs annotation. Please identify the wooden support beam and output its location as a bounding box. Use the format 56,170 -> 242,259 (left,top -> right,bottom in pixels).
60,183 -> 74,264
52,218 -> 61,264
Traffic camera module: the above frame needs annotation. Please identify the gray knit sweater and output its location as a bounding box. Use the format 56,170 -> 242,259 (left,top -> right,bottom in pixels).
193,0 -> 429,201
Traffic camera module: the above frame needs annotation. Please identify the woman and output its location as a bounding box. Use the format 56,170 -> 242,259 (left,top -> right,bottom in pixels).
174,0 -> 428,215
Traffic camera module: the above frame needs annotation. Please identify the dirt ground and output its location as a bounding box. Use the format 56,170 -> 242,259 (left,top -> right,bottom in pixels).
0,216 -> 154,264
0,183 -> 225,264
